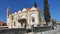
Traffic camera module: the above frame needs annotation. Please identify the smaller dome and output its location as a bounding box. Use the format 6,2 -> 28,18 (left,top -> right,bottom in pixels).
22,8 -> 27,12
14,12 -> 17,14
31,7 -> 38,10
18,10 -> 21,13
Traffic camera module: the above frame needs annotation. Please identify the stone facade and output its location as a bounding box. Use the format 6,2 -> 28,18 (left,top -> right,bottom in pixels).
6,2 -> 45,28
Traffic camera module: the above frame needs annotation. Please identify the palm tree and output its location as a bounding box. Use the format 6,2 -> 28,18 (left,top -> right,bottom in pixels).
18,18 -> 27,28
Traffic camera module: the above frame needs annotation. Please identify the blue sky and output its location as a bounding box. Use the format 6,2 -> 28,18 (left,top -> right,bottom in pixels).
0,0 -> 60,22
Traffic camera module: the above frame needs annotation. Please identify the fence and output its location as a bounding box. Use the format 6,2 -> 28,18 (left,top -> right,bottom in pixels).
0,26 -> 54,34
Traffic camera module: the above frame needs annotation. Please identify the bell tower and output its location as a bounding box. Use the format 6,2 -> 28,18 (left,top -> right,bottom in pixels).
7,7 -> 10,18
7,7 -> 10,26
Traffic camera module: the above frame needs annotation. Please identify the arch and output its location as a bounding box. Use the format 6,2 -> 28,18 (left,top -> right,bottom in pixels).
30,13 -> 36,17
32,17 -> 35,22
30,13 -> 36,25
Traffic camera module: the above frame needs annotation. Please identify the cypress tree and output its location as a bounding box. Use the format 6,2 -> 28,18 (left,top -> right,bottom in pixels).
44,0 -> 51,25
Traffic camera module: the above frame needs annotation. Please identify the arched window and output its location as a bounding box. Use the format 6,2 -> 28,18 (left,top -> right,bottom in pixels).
30,13 -> 36,23
32,17 -> 35,22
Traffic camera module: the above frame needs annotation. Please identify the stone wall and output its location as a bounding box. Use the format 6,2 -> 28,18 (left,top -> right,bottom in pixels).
0,28 -> 26,34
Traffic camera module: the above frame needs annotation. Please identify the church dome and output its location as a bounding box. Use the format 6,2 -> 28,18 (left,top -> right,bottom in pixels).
18,10 -> 21,13
14,12 -> 17,14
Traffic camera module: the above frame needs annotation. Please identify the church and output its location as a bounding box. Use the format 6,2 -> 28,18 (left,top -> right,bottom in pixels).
7,1 -> 46,28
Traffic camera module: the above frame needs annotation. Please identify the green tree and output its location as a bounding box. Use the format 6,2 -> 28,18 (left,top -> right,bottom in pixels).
18,18 -> 27,28
44,0 -> 51,25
